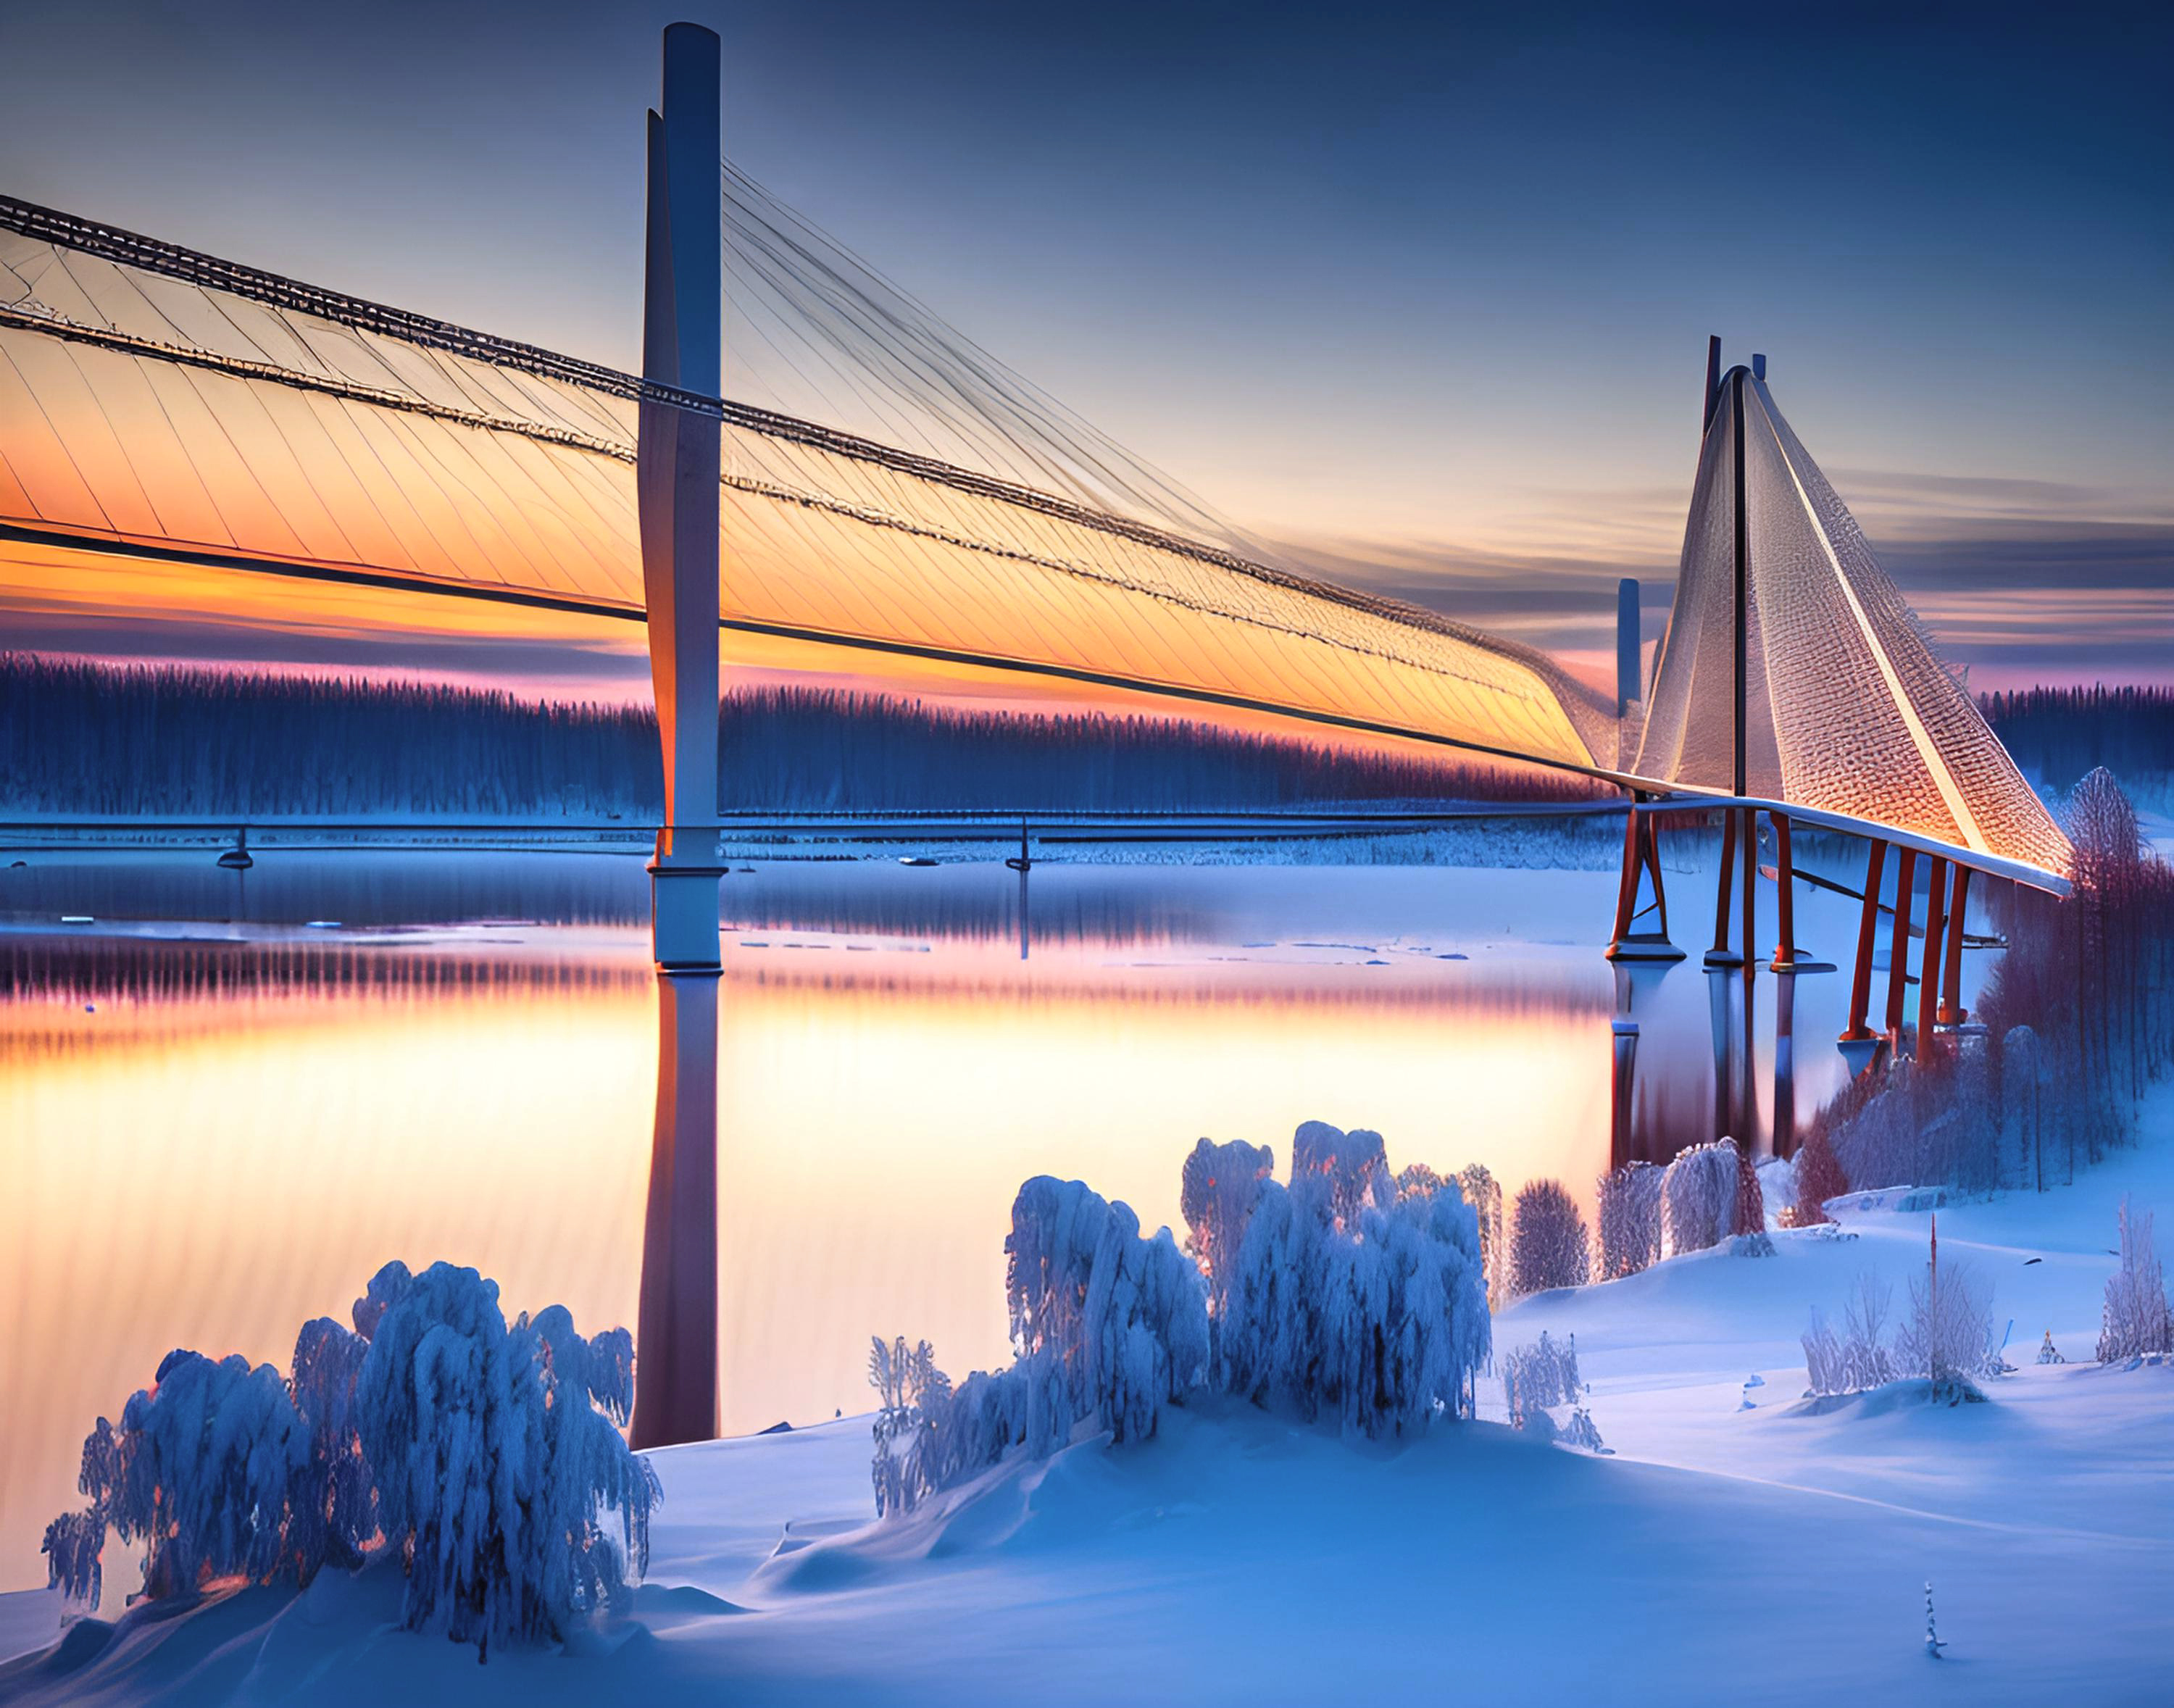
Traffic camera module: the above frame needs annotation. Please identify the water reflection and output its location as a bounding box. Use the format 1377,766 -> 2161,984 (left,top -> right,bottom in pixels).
633,975 -> 720,1449
0,844 -> 1976,1588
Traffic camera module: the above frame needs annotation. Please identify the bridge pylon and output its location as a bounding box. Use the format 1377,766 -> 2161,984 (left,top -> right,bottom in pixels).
641,22 -> 727,972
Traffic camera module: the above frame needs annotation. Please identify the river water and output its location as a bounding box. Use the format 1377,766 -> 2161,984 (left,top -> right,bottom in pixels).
0,835 -> 1974,1588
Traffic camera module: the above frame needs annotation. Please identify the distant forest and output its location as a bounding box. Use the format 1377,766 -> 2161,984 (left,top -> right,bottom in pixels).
0,654 -> 1602,817
1981,686 -> 2174,797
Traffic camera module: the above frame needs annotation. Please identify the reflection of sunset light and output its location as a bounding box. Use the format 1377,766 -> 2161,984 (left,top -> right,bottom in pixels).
1,917 -> 1620,1588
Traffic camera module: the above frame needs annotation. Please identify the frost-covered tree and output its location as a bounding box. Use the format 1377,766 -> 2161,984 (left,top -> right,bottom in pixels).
1509,1178 -> 1589,1296
1394,1162 -> 1446,1199
1801,1309 -> 1847,1397
1006,1177 -> 1210,1456
286,1317 -> 377,1581
873,1178 -> 1212,1513
1180,1136 -> 1275,1380
88,1351 -> 307,1601
1455,1162 -> 1506,1304
870,1336 -> 951,1516
2036,1330 -> 2066,1365
1501,1331 -> 1581,1425
1596,1161 -> 1663,1278
2097,1198 -> 2172,1362
1893,1230 -> 1996,1394
1291,1121 -> 1391,1228
43,1262 -> 654,1651
1662,1138 -> 1742,1256
1788,1129 -> 1849,1228
357,1262 -> 660,1654
1558,1407 -> 1608,1453
1215,1133 -> 1489,1437
40,1509 -> 105,1609
1803,1274 -> 1901,1396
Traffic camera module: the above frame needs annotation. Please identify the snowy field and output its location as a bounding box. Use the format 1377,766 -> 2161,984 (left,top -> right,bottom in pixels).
4,1083 -> 2167,1707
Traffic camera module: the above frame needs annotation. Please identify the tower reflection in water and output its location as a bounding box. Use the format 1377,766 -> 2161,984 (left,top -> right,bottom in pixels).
633,971 -> 721,1449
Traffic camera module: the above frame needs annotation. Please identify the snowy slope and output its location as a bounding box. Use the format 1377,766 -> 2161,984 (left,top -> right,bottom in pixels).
5,1100 -> 2169,1707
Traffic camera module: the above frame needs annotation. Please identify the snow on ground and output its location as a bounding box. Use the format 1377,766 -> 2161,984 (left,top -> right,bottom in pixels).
6,1098 -> 2170,1706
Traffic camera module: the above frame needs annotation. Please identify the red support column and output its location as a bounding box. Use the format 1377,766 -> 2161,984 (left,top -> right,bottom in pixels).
1841,839 -> 1886,1041
1770,812 -> 1799,970
1938,865 -> 1972,1027
1885,847 -> 1917,1035
1608,804 -> 1641,949
1917,854 -> 1949,1054
1640,813 -> 1672,941
1740,807 -> 1757,975
1708,808 -> 1738,963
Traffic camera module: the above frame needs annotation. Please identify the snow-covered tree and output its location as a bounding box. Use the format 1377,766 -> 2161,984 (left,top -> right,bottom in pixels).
1893,1228 -> 1996,1394
1803,1274 -> 1900,1396
1788,1128 -> 1849,1227
1455,1162 -> 1506,1304
874,1178 -> 1213,1513
1180,1136 -> 1275,1382
1596,1161 -> 1663,1278
1509,1178 -> 1589,1295
2036,1330 -> 2066,1365
1662,1138 -> 1742,1256
1291,1121 -> 1391,1228
870,1336 -> 953,1516
43,1262 -> 654,1651
1215,1135 -> 1489,1437
1006,1177 -> 1210,1456
286,1317 -> 376,1581
1501,1331 -> 1581,1425
357,1262 -> 660,1654
39,1510 -> 104,1609
2097,1197 -> 2172,1362
90,1351 -> 307,1601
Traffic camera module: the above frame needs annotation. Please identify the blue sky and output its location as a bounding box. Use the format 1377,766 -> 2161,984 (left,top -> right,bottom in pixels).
3,0 -> 2167,685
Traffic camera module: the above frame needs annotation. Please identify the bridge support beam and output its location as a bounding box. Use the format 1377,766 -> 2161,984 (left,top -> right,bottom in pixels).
1916,855 -> 1949,1056
1768,812 -> 1804,970
1938,864 -> 1972,1027
1705,809 -> 1742,967
641,22 -> 725,972
1739,807 -> 1758,975
1885,846 -> 1917,1038
1840,838 -> 1886,1042
1607,801 -> 1685,962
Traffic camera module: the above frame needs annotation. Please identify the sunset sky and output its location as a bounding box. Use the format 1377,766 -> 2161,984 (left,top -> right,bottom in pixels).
2,0 -> 2167,697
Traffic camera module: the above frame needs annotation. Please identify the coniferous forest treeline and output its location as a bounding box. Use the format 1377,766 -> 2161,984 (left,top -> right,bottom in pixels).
1981,685 -> 2174,799
0,654 -> 1602,817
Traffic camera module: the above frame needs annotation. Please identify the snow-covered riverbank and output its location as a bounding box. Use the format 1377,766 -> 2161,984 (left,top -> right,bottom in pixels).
7,1088 -> 2167,1707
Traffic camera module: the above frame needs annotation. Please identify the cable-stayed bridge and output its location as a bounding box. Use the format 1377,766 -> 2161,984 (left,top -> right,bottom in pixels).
0,32 -> 2067,933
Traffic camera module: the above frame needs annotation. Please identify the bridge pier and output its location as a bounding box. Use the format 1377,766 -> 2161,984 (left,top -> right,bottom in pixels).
1606,799 -> 1685,962
1938,864 -> 1972,1027
1884,846 -> 1917,1041
1704,808 -> 1743,967
1916,855 -> 1949,1056
631,21 -> 726,1454
641,22 -> 725,973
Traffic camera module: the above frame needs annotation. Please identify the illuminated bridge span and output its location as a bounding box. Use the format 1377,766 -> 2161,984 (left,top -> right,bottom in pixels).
0,196 -> 1612,784
0,34 -> 2067,914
